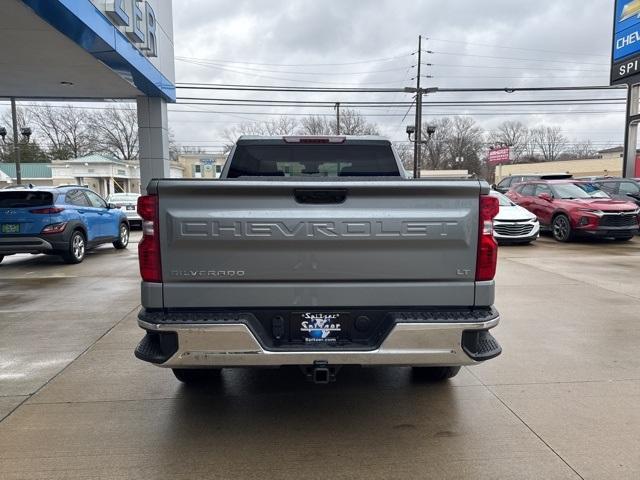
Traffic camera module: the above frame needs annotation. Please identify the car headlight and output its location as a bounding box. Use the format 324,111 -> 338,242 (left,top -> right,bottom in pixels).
577,208 -> 604,216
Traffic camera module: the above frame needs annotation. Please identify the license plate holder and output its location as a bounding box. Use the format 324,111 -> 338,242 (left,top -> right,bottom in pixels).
291,312 -> 349,344
1,223 -> 20,234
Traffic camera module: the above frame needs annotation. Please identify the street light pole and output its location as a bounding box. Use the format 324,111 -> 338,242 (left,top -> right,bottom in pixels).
11,98 -> 22,185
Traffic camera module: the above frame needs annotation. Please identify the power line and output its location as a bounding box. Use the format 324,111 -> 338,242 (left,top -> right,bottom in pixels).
175,83 -> 625,93
423,36 -> 610,58
176,83 -> 408,93
175,53 -> 413,67
428,62 -> 605,73
177,58 -> 415,76
425,50 -> 609,67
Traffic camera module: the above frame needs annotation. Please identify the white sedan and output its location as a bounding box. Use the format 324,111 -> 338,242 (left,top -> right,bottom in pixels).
107,193 -> 141,228
490,190 -> 539,244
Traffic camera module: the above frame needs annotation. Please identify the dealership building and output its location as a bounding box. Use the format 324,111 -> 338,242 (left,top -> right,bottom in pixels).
0,0 -> 176,192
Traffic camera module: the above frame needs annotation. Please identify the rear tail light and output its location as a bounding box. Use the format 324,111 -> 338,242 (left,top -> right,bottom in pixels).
476,195 -> 499,281
30,207 -> 65,214
137,195 -> 162,282
41,222 -> 68,234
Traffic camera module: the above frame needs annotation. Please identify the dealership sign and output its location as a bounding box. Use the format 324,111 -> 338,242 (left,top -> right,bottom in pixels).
488,147 -> 510,166
612,0 -> 640,83
100,0 -> 158,57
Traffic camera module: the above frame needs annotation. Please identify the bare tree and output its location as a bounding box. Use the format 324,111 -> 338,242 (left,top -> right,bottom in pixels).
445,116 -> 484,174
262,116 -> 298,135
393,142 -> 413,171
488,121 -> 530,163
0,106 -> 48,163
222,117 -> 298,145
565,140 -> 597,160
333,108 -> 379,135
531,126 -> 567,162
299,115 -> 333,135
89,107 -> 138,160
28,104 -> 94,159
423,117 -> 453,170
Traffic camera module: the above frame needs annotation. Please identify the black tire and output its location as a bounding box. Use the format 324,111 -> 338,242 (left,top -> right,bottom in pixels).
61,230 -> 86,264
552,214 -> 573,242
412,366 -> 461,382
614,236 -> 633,242
172,368 -> 221,384
0,255 -> 4,264
113,222 -> 130,249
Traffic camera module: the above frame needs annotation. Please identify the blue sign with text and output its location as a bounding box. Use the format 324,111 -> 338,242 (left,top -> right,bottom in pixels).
614,0 -> 640,60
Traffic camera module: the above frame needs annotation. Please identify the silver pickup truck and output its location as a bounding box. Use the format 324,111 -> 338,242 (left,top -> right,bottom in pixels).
135,135 -> 501,384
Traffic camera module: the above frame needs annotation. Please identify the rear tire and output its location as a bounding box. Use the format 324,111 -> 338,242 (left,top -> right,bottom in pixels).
552,214 -> 573,242
412,366 -> 461,382
61,230 -> 86,264
172,368 -> 221,384
113,223 -> 129,249
0,255 -> 3,264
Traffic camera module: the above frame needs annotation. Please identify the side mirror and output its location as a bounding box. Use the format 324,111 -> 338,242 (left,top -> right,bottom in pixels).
538,192 -> 553,202
107,203 -> 117,209
491,184 -> 497,190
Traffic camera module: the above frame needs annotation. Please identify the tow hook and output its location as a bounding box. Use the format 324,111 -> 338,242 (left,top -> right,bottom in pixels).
304,361 -> 340,384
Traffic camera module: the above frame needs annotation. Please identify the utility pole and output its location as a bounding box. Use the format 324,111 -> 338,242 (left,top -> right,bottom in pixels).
11,98 -> 22,185
335,102 -> 341,135
413,35 -> 422,179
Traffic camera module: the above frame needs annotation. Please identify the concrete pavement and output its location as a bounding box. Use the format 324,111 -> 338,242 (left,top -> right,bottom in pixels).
0,233 -> 639,479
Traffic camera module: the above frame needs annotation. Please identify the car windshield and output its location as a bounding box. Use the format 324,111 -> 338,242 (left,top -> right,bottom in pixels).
108,194 -> 139,202
551,183 -> 598,199
492,191 -> 514,206
572,183 -> 610,199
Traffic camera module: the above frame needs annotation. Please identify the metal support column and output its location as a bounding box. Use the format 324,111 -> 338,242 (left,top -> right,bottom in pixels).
10,98 -> 22,185
623,84 -> 640,178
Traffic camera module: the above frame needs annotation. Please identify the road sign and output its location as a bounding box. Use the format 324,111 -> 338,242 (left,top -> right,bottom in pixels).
488,147 -> 510,166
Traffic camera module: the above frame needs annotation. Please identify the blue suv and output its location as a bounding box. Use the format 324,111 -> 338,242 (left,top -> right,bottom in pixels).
0,186 -> 130,264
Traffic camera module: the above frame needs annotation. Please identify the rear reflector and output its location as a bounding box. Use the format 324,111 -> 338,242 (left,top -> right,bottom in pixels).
283,136 -> 346,144
476,195 -> 499,281
41,222 -> 68,234
30,207 -> 65,214
137,195 -> 162,283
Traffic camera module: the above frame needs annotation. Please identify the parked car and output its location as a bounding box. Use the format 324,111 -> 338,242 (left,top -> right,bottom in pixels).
107,192 -> 142,228
134,135 -> 502,385
490,190 -> 539,244
493,173 -> 572,194
506,180 -> 639,242
587,178 -> 640,208
0,186 -> 130,264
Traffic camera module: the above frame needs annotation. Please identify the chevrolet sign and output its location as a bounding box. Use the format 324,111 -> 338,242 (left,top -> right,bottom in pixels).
612,0 -> 640,83
98,0 -> 158,57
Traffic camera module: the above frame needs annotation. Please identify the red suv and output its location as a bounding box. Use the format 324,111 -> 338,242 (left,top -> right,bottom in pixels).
507,180 -> 640,242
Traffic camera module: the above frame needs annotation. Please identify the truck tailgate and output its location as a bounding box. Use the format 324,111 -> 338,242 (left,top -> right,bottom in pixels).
154,179 -> 484,308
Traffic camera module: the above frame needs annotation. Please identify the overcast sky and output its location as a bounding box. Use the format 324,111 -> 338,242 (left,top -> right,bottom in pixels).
167,0 -> 621,153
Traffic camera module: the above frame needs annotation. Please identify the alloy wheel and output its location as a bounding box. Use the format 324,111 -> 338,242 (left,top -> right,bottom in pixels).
120,224 -> 129,246
553,216 -> 570,242
73,234 -> 85,260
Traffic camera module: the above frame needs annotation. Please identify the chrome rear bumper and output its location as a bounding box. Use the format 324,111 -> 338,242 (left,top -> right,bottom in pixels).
137,315 -> 500,368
